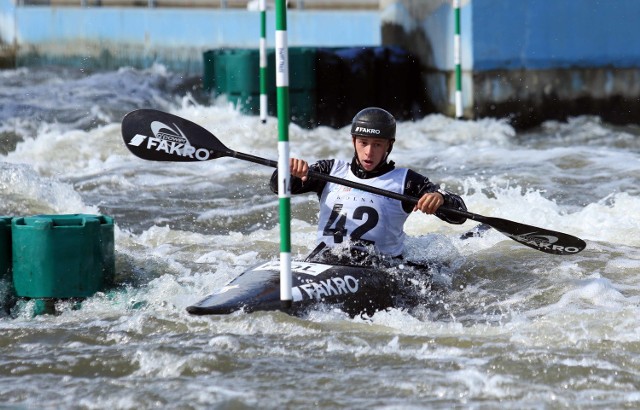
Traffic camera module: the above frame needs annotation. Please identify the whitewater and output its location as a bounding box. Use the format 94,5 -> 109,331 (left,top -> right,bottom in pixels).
1,65 -> 640,408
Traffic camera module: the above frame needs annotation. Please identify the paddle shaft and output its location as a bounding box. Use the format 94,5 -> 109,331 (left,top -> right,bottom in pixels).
229,149 -> 587,256
229,149 -> 476,222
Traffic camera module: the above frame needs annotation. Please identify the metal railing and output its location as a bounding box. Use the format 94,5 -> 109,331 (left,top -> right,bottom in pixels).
19,0 -> 379,9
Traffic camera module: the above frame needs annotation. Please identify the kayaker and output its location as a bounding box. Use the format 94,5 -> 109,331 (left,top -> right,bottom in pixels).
269,106 -> 467,260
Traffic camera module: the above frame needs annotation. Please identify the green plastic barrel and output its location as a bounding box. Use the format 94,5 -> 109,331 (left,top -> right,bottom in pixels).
289,90 -> 317,128
203,49 -> 231,94
225,49 -> 261,95
266,47 -> 317,126
202,47 -> 317,126
0,216 -> 11,278
203,48 -> 263,96
202,49 -> 217,92
224,49 -> 262,115
288,47 -> 317,92
12,214 -> 115,298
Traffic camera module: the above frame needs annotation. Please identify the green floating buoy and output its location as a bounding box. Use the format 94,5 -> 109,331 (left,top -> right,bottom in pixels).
12,214 -> 115,299
0,216 -> 12,279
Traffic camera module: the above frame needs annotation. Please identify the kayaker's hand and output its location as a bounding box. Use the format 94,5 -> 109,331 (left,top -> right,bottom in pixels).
414,192 -> 444,214
290,158 -> 309,182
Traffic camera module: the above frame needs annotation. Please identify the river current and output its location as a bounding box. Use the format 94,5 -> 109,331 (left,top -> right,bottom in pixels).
1,66 -> 640,408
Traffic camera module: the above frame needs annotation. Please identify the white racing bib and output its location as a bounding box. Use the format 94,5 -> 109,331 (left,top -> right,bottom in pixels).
317,160 -> 409,256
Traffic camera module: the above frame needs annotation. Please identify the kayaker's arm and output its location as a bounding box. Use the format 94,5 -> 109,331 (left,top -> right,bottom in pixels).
403,169 -> 467,224
269,159 -> 335,197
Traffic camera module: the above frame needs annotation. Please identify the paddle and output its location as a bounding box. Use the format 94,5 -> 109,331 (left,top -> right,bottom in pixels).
121,109 -> 586,255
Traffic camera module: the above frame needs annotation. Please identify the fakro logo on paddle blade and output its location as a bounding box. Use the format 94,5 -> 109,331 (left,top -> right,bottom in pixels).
127,120 -> 213,161
508,231 -> 583,254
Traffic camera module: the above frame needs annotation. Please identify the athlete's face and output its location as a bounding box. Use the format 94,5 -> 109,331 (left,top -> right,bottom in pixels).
353,136 -> 391,171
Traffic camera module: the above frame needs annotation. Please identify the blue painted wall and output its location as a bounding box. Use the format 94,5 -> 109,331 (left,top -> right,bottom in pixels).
4,0 -> 640,72
1,0 -> 380,73
2,0 -> 639,126
472,0 -> 640,70
0,0 -> 15,44
15,7 -> 380,47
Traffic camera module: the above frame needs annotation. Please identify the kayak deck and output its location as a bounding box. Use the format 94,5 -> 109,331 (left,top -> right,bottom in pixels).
187,244 -> 441,316
186,260 -> 403,316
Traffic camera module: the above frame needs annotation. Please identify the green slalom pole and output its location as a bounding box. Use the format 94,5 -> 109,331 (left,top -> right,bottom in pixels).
259,0 -> 267,124
454,0 -> 463,119
275,0 -> 292,309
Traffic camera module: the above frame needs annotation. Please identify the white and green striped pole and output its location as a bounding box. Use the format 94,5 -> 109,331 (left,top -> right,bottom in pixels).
454,0 -> 463,119
275,0 -> 292,309
259,0 -> 267,123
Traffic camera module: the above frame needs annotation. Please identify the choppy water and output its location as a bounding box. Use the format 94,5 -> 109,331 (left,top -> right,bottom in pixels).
1,66 -> 640,409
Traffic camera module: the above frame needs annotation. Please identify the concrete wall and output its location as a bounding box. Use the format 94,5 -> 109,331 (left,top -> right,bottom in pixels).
381,0 -> 640,127
470,0 -> 640,128
2,0 -> 640,128
0,0 -> 381,73
380,0 -> 473,117
0,0 -> 16,65
472,0 -> 640,70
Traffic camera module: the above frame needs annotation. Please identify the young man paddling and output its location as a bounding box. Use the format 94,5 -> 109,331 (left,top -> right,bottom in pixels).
270,107 -> 467,260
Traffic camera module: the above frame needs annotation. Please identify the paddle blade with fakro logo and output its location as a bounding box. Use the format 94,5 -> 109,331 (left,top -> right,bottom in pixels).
483,215 -> 586,255
121,109 -> 231,162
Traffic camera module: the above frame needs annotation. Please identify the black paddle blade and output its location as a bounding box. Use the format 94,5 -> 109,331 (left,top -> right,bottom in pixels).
121,109 -> 231,162
482,216 -> 586,255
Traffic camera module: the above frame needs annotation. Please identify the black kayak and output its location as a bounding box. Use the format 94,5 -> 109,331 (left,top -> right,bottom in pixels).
187,244 -> 440,317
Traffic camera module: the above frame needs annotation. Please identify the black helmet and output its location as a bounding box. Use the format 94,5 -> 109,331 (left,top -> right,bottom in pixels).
350,107 -> 396,140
